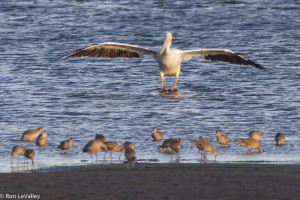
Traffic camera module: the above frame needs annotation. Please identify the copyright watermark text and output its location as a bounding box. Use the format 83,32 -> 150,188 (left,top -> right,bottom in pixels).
0,193 -> 40,199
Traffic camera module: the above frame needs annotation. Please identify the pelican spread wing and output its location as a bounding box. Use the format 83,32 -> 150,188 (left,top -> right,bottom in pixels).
61,42 -> 156,58
181,49 -> 269,72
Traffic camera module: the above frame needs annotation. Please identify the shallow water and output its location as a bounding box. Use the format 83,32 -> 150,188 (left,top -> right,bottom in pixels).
0,0 -> 299,172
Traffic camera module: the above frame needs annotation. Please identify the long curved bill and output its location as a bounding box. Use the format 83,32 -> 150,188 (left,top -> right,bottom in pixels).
160,36 -> 171,55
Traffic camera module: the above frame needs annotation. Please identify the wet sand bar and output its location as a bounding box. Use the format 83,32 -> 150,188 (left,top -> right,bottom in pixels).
1,163 -> 300,200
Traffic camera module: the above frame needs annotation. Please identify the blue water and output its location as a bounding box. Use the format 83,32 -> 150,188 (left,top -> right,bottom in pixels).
0,0 -> 299,172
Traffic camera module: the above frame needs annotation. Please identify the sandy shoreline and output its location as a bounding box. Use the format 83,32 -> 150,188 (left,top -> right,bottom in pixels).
1,163 -> 300,200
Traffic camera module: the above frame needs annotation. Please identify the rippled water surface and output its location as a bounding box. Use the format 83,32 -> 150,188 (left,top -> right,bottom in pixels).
0,0 -> 299,172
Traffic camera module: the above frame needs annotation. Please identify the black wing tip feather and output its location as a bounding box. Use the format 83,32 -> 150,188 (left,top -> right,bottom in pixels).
204,53 -> 271,74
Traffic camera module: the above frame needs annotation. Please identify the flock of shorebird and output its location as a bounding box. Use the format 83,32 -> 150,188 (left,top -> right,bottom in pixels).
154,128 -> 284,161
11,126 -> 285,169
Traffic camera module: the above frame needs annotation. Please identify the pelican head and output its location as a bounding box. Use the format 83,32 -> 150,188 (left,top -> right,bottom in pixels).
160,32 -> 172,55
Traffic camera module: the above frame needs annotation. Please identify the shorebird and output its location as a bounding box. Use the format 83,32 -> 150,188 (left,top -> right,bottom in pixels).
213,130 -> 230,146
62,32 -> 268,92
199,136 -> 207,142
124,141 -> 135,150
125,149 -> 139,168
249,130 -> 264,140
95,134 -> 106,142
83,139 -> 107,161
152,127 -> 163,141
103,141 -> 123,160
58,137 -> 75,153
124,142 -> 139,167
11,145 -> 26,164
36,131 -> 47,146
236,138 -> 264,153
275,133 -> 285,145
157,137 -> 183,151
191,138 -> 218,161
170,140 -> 181,159
24,149 -> 35,169
21,127 -> 43,141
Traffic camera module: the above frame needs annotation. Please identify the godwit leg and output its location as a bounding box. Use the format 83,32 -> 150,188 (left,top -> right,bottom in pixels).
32,160 -> 35,170
104,151 -> 108,160
119,151 -> 121,160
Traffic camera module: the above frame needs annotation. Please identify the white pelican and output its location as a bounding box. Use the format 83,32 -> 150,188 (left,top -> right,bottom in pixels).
62,32 -> 269,91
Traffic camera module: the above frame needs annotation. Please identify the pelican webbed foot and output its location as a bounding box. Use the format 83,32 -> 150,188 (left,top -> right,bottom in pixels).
167,88 -> 178,92
155,88 -> 178,92
156,87 -> 168,91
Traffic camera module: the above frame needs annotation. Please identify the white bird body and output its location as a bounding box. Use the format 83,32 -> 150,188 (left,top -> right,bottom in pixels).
156,48 -> 182,76
62,32 -> 268,91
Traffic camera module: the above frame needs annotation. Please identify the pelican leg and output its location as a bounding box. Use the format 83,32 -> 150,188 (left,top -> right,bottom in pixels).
168,77 -> 178,92
156,75 -> 166,91
156,74 -> 167,91
174,76 -> 178,89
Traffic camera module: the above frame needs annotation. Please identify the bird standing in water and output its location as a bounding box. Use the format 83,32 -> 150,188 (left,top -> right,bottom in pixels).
152,127 -> 163,141
62,32 -> 269,92
58,137 -> 75,153
213,130 -> 230,147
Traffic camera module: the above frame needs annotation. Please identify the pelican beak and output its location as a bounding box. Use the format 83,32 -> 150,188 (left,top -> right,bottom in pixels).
160,36 -> 170,55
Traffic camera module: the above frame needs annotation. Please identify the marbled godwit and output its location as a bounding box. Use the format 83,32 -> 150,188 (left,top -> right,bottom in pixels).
11,145 -> 26,164
191,137 -> 218,160
275,133 -> 285,145
58,137 -> 75,152
249,130 -> 264,140
36,131 -> 47,146
21,127 -> 43,141
199,136 -> 207,142
124,141 -> 135,150
125,148 -> 139,167
170,140 -> 181,159
236,138 -> 264,153
95,134 -> 106,142
152,127 -> 163,141
197,136 -> 209,153
104,141 -> 123,160
124,141 -> 139,167
83,139 -> 107,161
24,149 -> 35,169
157,137 -> 183,151
213,130 -> 230,146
